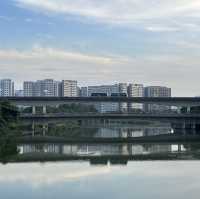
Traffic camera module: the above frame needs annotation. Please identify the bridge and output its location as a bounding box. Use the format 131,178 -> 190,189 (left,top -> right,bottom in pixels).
20,113 -> 200,121
1,96 -> 200,114
1,96 -> 200,106
20,113 -> 200,134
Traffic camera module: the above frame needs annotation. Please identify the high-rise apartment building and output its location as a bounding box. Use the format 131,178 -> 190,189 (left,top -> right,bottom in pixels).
0,79 -> 14,96
145,86 -> 171,112
80,87 -> 88,97
23,79 -> 62,97
61,80 -> 78,97
53,81 -> 61,97
88,84 -> 119,96
128,84 -> 144,111
40,79 -> 55,96
119,83 -> 128,112
23,81 -> 35,97
15,90 -> 24,97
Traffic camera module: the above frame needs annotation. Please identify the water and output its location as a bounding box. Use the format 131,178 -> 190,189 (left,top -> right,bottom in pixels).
18,143 -> 187,156
0,161 -> 200,199
1,121 -> 200,198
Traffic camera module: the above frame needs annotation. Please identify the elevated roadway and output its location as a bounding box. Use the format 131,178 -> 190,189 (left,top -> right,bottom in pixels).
1,96 -> 200,107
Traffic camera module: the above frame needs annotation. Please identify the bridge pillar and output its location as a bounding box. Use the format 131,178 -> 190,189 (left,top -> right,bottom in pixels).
42,123 -> 48,136
42,106 -> 47,114
177,107 -> 182,114
187,106 -> 191,113
178,144 -> 182,152
32,121 -> 35,137
191,123 -> 196,135
191,123 -> 196,129
32,106 -> 36,115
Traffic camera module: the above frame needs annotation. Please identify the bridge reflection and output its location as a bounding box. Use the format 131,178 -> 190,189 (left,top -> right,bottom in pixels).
16,142 -> 200,164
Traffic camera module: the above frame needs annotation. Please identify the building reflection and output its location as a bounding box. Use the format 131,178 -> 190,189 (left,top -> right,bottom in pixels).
84,127 -> 173,138
18,143 -> 185,156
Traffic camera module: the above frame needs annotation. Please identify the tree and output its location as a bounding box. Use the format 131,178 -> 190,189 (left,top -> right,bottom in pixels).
0,101 -> 21,159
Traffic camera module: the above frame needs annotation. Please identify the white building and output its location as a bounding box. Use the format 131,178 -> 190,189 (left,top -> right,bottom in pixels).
61,80 -> 78,97
128,84 -> 144,111
0,79 -> 14,96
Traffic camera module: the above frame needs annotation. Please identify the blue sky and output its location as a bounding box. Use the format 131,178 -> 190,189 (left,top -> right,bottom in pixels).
0,0 -> 200,96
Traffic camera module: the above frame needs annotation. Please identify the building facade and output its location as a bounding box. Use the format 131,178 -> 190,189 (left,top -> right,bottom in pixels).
145,86 -> 171,112
80,87 -> 88,97
23,79 -> 62,97
128,84 -> 144,111
0,79 -> 14,96
61,80 -> 78,97
88,84 -> 120,113
119,83 -> 128,112
23,81 -> 35,97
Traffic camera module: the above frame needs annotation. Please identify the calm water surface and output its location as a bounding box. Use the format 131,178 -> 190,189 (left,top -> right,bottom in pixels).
2,122 -> 200,198
0,161 -> 200,199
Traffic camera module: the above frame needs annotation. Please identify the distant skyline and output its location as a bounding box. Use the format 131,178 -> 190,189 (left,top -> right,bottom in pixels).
1,0 -> 200,96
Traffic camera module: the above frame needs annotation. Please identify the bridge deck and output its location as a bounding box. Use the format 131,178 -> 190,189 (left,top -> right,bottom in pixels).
1,96 -> 200,106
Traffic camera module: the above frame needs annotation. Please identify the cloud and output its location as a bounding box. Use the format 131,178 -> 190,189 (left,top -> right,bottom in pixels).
0,15 -> 15,21
0,46 -> 119,64
146,26 -> 179,32
0,45 -> 200,96
0,161 -> 200,189
25,18 -> 33,22
0,162 -> 114,187
14,0 -> 200,27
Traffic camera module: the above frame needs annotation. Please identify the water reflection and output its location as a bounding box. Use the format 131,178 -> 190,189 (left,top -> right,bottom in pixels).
22,118 -> 200,138
15,142 -> 200,164
94,127 -> 173,138
0,161 -> 200,199
18,143 -> 181,155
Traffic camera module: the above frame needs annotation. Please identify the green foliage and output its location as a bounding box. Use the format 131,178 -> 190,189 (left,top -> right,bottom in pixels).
0,101 -> 21,159
0,101 -> 19,122
22,103 -> 97,114
0,136 -> 19,158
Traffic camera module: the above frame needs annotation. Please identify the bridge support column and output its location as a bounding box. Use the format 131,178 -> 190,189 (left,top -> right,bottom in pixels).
42,123 -> 48,136
191,123 -> 196,130
32,121 -> 35,136
177,107 -> 182,114
32,106 -> 36,115
42,105 -> 47,114
187,106 -> 191,113
191,123 -> 196,135
178,144 -> 182,152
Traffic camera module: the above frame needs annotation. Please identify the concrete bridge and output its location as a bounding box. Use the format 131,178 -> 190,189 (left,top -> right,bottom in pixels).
20,113 -> 200,135
1,96 -> 200,114
20,113 -> 200,122
1,96 -> 200,106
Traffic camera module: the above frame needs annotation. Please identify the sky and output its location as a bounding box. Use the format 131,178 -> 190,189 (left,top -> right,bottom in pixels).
0,0 -> 200,96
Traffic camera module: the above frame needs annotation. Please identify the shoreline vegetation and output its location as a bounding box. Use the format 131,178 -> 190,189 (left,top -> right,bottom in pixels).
0,101 -> 21,160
